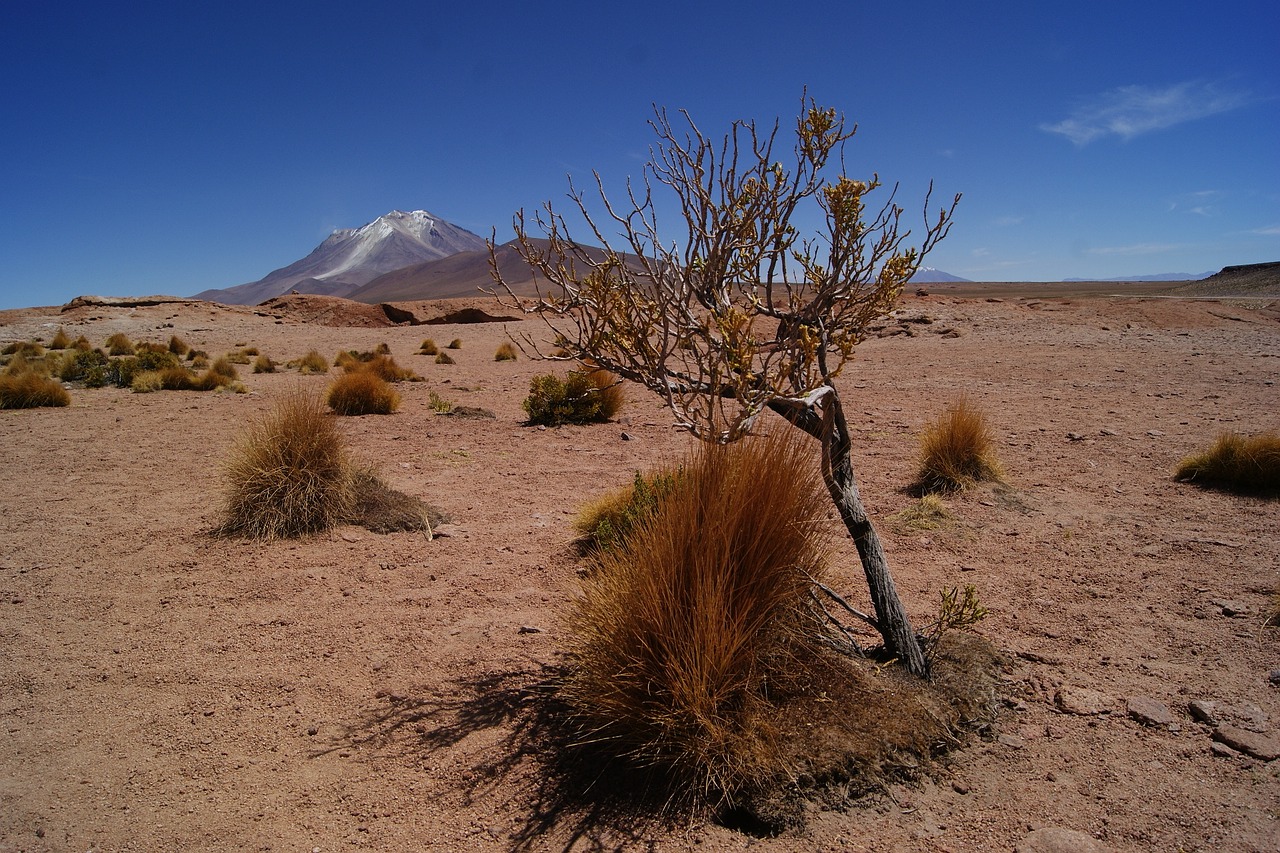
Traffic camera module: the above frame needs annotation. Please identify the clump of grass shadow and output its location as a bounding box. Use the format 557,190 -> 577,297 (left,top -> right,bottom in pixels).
1174,431 -> 1280,495
347,468 -> 449,534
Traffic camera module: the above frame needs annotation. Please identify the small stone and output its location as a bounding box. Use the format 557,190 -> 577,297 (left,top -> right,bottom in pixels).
1055,687 -> 1110,716
1016,827 -> 1110,853
1211,599 -> 1249,618
1127,696 -> 1175,727
1146,429 -> 1164,437
1212,725 -> 1280,761
307,726 -> 318,736
1066,432 -> 1085,442
518,625 -> 542,634
1099,428 -> 1117,436
1209,741 -> 1239,759
620,431 -> 633,441
951,780 -> 970,794
1269,669 -> 1280,687
997,733 -> 1026,749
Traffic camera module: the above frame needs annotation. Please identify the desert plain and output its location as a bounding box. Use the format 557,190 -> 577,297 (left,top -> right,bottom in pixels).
1,283 -> 1277,852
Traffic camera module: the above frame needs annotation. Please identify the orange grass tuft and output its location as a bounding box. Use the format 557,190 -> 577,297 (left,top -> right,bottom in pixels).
1175,431 -> 1280,494
916,396 -> 1002,493
326,371 -> 401,415
0,372 -> 70,408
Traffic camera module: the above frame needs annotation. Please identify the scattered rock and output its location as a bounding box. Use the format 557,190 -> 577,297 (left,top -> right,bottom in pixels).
517,625 -> 543,634
1270,670 -> 1280,687
1067,432 -> 1086,442
1099,428 -> 1117,436
1055,687 -> 1111,716
1016,827 -> 1110,853
1127,696 -> 1175,727
1212,725 -> 1280,761
1188,699 -> 1220,726
997,733 -> 1026,749
951,780 -> 970,794
620,431 -> 633,441
1210,599 -> 1249,618
1210,741 -> 1240,759
1146,429 -> 1165,437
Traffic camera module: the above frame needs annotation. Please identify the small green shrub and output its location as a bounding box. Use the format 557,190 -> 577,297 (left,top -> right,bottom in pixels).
0,373 -> 70,408
428,391 -> 454,413
575,469 -> 684,551
326,371 -> 401,415
1175,432 -> 1280,494
59,349 -> 109,384
524,368 -> 624,426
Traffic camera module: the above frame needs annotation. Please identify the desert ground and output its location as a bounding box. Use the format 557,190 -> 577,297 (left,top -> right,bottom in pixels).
1,285 -> 1277,852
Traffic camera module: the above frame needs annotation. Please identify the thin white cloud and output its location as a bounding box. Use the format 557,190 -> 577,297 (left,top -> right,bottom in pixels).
1040,81 -> 1251,145
1251,224 -> 1280,236
992,215 -> 1024,227
1087,242 -> 1182,256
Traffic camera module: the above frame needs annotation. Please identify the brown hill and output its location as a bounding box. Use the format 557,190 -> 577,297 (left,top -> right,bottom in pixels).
1162,261 -> 1280,297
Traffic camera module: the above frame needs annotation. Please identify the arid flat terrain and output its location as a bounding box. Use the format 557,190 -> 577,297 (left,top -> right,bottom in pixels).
1,286 -> 1278,852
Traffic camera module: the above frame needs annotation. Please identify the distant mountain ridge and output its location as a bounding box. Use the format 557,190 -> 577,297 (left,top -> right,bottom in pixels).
193,210 -> 487,305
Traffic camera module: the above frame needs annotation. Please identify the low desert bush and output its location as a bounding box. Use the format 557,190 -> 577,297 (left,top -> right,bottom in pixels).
524,368 -> 624,426
0,372 -> 70,408
428,391 -> 454,413
135,342 -> 168,355
447,338 -> 462,350
574,469 -> 684,551
326,371 -> 400,415
252,354 -> 276,374
494,341 -> 518,362
297,350 -> 329,375
225,350 -> 252,364
347,468 -> 449,534
130,371 -> 165,393
50,328 -> 72,350
218,392 -> 354,539
58,349 -> 109,385
105,333 -> 134,356
168,335 -> 190,356
187,348 -> 208,362
418,339 -> 439,356
1174,431 -> 1280,494
435,351 -> 455,365
3,341 -> 44,358
916,397 -> 1002,493
361,354 -> 419,382
71,336 -> 92,352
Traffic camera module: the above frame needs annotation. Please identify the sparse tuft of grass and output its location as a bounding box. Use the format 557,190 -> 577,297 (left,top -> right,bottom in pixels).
435,351 -> 455,365
418,339 -> 439,356
446,338 -> 462,350
428,391 -> 454,413
130,371 -> 164,393
360,354 -> 419,382
326,371 -> 400,415
50,328 -> 72,350
373,342 -> 391,355
574,469 -> 683,551
71,336 -> 92,352
916,396 -> 1002,493
890,494 -> 954,531
210,356 -> 239,380
105,333 -> 134,356
168,335 -> 190,356
494,341 -> 518,362
0,372 -> 70,408
1175,431 -> 1280,495
218,392 -> 354,539
252,354 -> 276,374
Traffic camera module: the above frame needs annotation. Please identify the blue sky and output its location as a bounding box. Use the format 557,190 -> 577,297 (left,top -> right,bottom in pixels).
2,0 -> 1277,309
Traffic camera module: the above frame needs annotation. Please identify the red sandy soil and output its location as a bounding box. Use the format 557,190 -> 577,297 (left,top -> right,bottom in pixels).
1,287 -> 1277,852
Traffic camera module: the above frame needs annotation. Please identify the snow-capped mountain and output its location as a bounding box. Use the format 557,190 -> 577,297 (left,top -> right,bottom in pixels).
194,210 -> 488,305
909,267 -> 971,283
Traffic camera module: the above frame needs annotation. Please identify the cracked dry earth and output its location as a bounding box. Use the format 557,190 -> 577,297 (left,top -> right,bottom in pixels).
0,287 -> 1277,852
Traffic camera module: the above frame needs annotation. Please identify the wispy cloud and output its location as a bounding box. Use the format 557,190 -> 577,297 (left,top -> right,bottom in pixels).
1251,224 -> 1280,236
1087,242 -> 1182,256
992,215 -> 1024,227
1040,81 -> 1251,145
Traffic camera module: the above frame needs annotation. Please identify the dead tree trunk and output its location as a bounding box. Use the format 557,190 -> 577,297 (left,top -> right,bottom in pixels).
818,393 -> 930,678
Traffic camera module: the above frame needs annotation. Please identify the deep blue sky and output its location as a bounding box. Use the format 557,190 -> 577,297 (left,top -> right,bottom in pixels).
2,0 -> 1277,309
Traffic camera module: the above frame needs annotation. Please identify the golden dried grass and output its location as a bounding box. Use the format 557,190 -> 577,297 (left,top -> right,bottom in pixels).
1175,431 -> 1280,494
917,396 -> 1002,493
326,371 -> 401,415
0,372 -> 70,408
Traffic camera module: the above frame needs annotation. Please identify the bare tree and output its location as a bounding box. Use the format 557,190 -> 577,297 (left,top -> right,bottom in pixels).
490,97 -> 958,677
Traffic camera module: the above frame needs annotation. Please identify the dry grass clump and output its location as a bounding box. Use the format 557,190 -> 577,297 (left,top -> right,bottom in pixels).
71,336 -> 92,352
296,350 -> 330,375
494,341 -> 518,362
105,333 -> 134,356
218,392 -> 354,539
210,356 -> 239,380
0,372 -> 70,408
447,338 -> 462,350
253,354 -> 276,373
3,341 -> 44,358
50,328 -> 72,350
418,339 -> 439,356
360,354 -> 419,382
168,335 -> 190,356
916,396 -> 1002,493
556,431 -> 1000,826
435,351 -> 455,365
890,494 -> 954,531
326,371 -> 401,415
524,368 -> 624,426
1174,431 -> 1280,494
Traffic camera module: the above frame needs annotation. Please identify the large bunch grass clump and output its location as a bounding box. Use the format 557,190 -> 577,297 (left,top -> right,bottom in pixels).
916,396 -> 1002,493
574,469 -> 683,551
564,431 -> 832,806
0,370 -> 70,408
524,368 -> 624,426
1175,431 -> 1280,494
326,371 -> 401,415
219,393 -> 354,539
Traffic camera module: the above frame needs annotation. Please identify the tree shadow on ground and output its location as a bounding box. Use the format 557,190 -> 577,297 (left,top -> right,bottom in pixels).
316,666 -> 683,852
